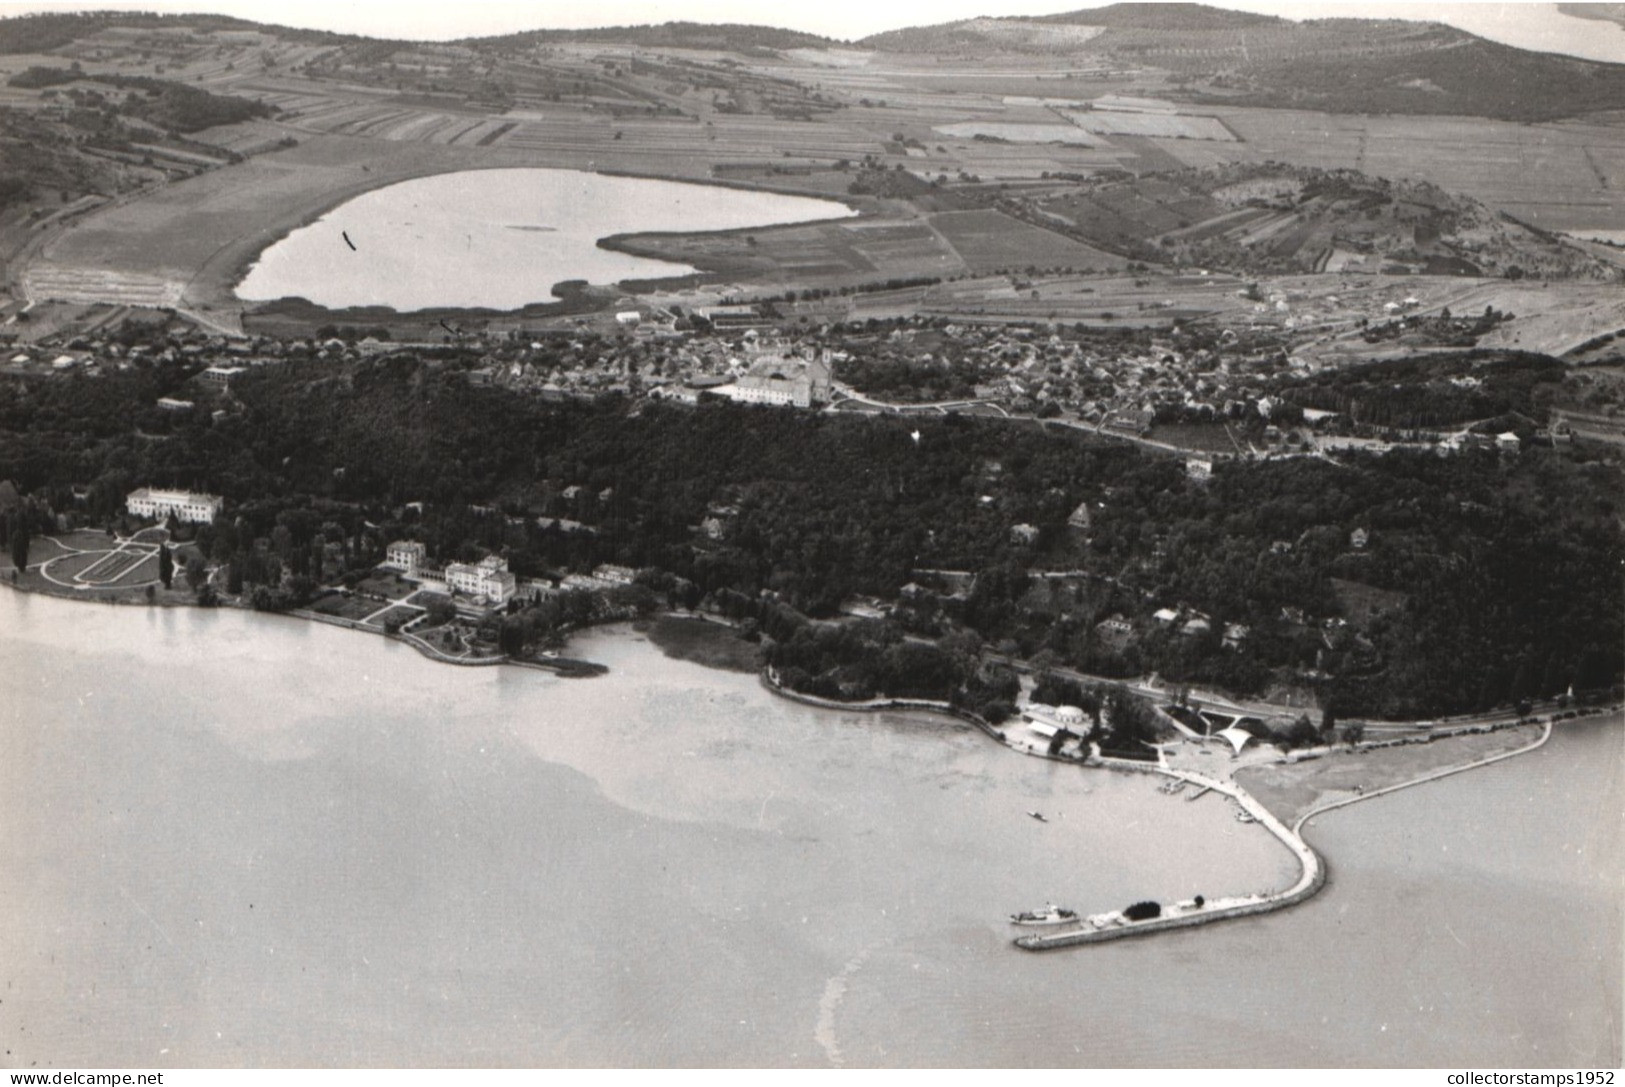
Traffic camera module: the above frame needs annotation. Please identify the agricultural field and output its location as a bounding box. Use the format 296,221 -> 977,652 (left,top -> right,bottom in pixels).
916,270 -> 1251,326
930,209 -> 1128,273
1021,163 -> 1621,281
614,214 -> 962,289
1061,108 -> 1236,141
931,121 -> 1105,146
7,9 -> 1625,331
1184,107 -> 1625,234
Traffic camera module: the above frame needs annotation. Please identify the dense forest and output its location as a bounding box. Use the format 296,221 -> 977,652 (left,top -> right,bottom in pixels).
0,351 -> 1619,719
1276,350 -> 1564,431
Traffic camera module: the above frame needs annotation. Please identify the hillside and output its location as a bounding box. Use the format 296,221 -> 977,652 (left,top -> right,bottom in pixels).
0,10 -> 352,52
0,108 -> 136,212
1034,4 -> 1284,30
462,21 -> 834,52
861,6 -> 1625,121
1009,163 -> 1621,280
1181,20 -> 1625,122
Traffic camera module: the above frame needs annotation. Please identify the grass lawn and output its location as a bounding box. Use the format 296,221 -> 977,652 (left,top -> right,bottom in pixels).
309,591 -> 381,621
355,571 -> 417,598
405,589 -> 453,608
360,603 -> 424,630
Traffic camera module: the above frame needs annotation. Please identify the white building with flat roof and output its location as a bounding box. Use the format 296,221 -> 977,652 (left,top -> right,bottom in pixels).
445,555 -> 516,604
201,365 -> 247,388
126,488 -> 222,524
383,540 -> 426,575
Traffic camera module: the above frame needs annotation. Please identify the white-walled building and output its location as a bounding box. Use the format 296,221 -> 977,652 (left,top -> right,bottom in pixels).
723,352 -> 834,408
1022,702 -> 1092,738
201,365 -> 247,388
384,540 -> 427,575
126,488 -> 221,524
445,555 -> 516,604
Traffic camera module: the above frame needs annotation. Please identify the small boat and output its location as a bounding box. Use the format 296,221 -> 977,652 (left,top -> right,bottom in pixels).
1235,810 -> 1257,824
1027,810 -> 1048,822
1010,903 -> 1078,926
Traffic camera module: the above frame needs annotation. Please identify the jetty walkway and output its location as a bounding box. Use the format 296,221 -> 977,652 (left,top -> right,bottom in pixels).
1014,760 -> 1325,950
1017,719 -> 1557,950
758,667 -> 1571,951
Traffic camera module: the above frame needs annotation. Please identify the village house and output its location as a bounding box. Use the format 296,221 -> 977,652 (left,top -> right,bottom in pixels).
1096,614 -> 1133,638
200,365 -> 246,389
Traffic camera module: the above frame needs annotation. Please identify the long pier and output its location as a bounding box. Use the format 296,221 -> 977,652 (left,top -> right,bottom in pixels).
1016,720 -> 1557,950
1015,764 -> 1326,950
756,666 -> 1573,952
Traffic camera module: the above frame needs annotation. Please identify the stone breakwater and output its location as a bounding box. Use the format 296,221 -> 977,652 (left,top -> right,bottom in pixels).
759,669 -> 1561,952
1016,720 -> 1556,950
1015,762 -> 1325,950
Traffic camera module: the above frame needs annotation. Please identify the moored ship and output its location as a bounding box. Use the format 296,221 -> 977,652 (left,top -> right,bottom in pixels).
1009,903 -> 1079,926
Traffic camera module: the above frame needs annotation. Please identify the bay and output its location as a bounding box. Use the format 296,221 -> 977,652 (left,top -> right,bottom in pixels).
0,590 -> 1616,1066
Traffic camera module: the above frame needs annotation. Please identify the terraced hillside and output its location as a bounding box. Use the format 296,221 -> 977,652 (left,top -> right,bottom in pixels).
861,4 -> 1625,122
1020,164 -> 1623,281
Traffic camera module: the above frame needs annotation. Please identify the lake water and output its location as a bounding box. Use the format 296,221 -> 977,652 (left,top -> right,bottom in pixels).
233,168 -> 853,312
0,589 -> 1618,1067
1420,3 -> 1625,64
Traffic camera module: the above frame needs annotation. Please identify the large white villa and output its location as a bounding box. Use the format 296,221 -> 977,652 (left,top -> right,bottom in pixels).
383,540 -> 516,605
125,488 -> 222,524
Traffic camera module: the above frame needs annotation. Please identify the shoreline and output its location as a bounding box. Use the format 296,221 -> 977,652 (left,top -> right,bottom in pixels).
19,128 -> 869,326
756,665 -> 1574,950
189,159 -> 860,321
0,568 -> 609,676
5,567 -> 1601,950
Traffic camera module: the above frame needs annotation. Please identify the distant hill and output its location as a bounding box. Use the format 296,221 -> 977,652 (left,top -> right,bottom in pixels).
1103,17 -> 1625,122
0,11 -> 354,53
461,21 -> 834,53
860,18 -> 1108,55
860,6 -> 1625,121
6,7 -> 1623,123
0,11 -> 831,57
1033,4 -> 1284,30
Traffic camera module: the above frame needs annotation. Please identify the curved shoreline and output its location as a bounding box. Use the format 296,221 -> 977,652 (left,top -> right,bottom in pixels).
202,162 -> 860,317
2,568 -> 1590,949
1292,718 -> 1555,834
17,129 -> 870,323
758,668 -> 1569,950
